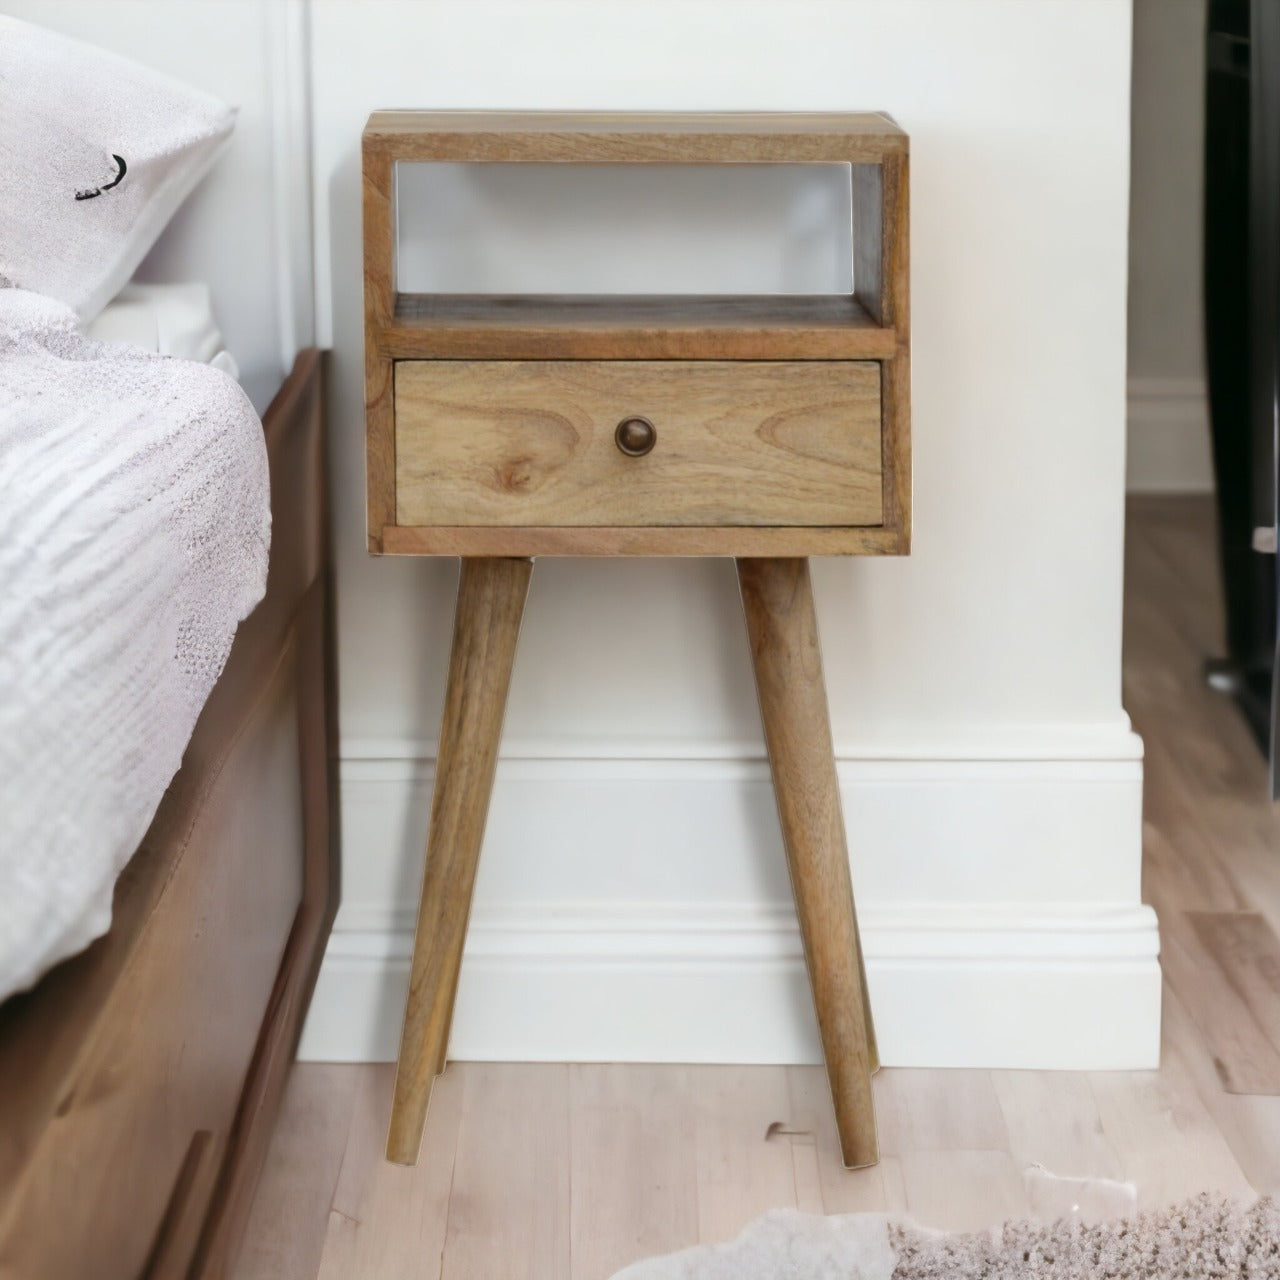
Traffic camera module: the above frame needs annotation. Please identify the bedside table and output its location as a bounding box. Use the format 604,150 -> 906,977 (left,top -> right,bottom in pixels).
363,111 -> 910,1170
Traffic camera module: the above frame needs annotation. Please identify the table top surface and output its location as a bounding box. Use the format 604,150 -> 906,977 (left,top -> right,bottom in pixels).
364,109 -> 906,139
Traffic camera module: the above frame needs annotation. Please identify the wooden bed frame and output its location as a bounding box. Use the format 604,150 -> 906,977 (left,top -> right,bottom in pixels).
0,349 -> 338,1280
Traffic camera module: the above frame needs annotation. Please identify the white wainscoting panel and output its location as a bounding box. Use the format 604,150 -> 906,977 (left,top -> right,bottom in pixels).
300,727 -> 1158,1069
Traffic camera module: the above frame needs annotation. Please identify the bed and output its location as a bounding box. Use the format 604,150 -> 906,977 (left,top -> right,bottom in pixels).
0,320 -> 337,1279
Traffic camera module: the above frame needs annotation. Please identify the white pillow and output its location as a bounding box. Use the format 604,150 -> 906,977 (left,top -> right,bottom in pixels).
0,16 -> 235,322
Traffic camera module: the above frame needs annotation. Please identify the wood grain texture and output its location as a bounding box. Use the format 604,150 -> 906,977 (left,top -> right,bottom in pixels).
851,164 -> 884,323
875,1068 -> 1008,1156
316,1066 -> 463,1280
394,360 -> 883,529
879,152 -> 911,550
567,1065 -> 698,1280
363,143 -> 396,552
141,1131 -> 222,1280
736,557 -> 878,1168
1185,911 -> 1280,1094
782,1066 -> 900,1214
364,109 -> 907,164
1162,981 -> 1280,1196
233,1066 -> 357,1280
896,1150 -> 1031,1234
1159,923 -> 1280,1095
363,112 -> 911,559
1089,1050 -> 1255,1209
441,1064 -> 571,1280
687,1065 -> 799,1243
991,1070 -> 1125,1183
384,293 -> 897,361
0,643 -> 304,1280
380,523 -> 904,558
387,557 -> 533,1165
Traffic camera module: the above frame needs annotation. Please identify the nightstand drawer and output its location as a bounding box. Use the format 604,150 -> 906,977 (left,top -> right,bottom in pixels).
394,360 -> 883,528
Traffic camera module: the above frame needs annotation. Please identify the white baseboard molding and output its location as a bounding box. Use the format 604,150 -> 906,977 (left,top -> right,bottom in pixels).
301,728 -> 1157,1069
299,901 -> 1160,1069
1127,376 -> 1213,494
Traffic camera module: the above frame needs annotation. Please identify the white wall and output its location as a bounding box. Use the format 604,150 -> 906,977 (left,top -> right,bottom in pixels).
300,0 -> 1158,1069
1127,0 -> 1213,491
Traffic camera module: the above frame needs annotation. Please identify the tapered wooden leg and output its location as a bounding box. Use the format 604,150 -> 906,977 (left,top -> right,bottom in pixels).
736,556 -> 879,1168
386,556 -> 533,1164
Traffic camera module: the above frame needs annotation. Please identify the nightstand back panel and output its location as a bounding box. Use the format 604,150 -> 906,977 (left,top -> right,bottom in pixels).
394,360 -> 883,530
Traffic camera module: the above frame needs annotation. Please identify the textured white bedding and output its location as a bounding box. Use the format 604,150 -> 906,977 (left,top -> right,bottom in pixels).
0,287 -> 270,999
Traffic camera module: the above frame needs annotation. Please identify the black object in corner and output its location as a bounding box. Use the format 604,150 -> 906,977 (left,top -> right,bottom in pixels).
1203,0 -> 1280,796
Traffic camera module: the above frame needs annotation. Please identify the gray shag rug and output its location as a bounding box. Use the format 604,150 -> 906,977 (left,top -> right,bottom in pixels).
611,1195 -> 1280,1279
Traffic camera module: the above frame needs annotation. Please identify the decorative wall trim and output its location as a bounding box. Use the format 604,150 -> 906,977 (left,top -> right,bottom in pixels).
1127,375 -> 1213,494
339,719 -> 1144,765
264,0 -> 316,369
300,899 -> 1160,1069
301,727 -> 1157,1069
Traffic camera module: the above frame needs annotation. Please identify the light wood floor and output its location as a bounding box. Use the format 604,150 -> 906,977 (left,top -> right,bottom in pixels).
235,496 -> 1280,1280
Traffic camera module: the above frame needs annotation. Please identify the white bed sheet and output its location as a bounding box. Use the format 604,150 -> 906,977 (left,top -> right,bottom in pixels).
0,286 -> 269,999
87,281 -> 239,378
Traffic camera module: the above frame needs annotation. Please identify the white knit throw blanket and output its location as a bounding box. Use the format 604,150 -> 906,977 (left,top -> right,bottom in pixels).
0,287 -> 269,998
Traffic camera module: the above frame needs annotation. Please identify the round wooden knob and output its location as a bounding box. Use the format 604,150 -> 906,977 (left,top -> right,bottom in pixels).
615,416 -> 656,457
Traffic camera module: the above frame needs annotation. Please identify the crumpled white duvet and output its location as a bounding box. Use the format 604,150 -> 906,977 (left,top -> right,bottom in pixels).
0,287 -> 270,999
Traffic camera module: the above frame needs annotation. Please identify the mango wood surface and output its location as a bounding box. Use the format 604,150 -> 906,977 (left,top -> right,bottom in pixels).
380,524 -> 905,558
851,165 -> 884,326
368,111 -> 908,1175
736,557 -> 879,1169
394,360 -> 883,530
143,1130 -> 221,1280
877,153 -> 911,545
384,294 -> 896,362
364,110 -> 907,164
363,143 -> 396,553
0,644 -> 303,1280
363,111 -> 911,556
387,557 -> 533,1165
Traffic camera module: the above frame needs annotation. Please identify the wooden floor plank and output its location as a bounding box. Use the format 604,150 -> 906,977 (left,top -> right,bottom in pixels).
873,1067 -> 1010,1154
1187,910 -> 1280,1094
568,1065 -> 698,1280
686,1065 -> 799,1246
1155,924 -> 1280,1095
233,1064 -> 358,1280
895,1149 -> 1029,1233
315,1063 -> 463,1280
1088,1053 -> 1254,1208
1161,981 -> 1280,1195
991,1069 -> 1125,1183
440,1063 -> 571,1280
784,1065 -> 893,1214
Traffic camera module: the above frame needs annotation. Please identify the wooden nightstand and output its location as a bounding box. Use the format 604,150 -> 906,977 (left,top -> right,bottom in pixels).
363,111 -> 910,1170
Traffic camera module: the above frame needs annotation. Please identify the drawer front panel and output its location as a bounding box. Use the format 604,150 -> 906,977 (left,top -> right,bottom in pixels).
394,360 -> 883,528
